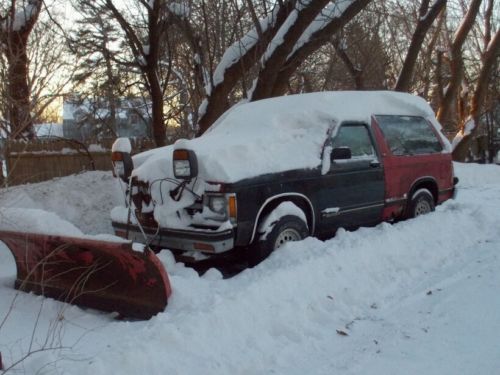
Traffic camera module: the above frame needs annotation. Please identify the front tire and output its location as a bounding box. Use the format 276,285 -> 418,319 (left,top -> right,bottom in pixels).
248,215 -> 309,266
407,189 -> 435,218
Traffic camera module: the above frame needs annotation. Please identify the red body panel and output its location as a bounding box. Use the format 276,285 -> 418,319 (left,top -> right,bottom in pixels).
371,118 -> 454,220
0,230 -> 171,319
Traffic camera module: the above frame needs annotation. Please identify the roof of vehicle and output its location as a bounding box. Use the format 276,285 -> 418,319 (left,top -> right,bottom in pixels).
134,91 -> 450,184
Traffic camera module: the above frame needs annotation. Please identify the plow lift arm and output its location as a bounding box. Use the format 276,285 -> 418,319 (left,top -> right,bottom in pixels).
0,230 -> 171,320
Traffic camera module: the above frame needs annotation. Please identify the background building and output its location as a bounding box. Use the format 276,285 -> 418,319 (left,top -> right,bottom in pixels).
62,96 -> 151,141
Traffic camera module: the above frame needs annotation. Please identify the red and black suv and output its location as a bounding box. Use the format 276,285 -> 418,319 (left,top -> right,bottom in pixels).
111,91 -> 458,264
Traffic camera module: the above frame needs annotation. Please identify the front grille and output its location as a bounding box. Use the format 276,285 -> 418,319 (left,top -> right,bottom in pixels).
134,211 -> 157,227
185,200 -> 203,216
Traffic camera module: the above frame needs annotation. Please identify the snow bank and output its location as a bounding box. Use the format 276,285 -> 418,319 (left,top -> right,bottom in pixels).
0,206 -> 128,244
453,162 -> 500,187
1,163 -> 500,374
0,208 -> 83,236
0,171 -> 123,235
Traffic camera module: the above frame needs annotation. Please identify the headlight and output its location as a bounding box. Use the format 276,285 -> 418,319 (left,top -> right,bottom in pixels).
173,159 -> 191,177
173,149 -> 198,180
204,193 -> 237,224
208,196 -> 226,214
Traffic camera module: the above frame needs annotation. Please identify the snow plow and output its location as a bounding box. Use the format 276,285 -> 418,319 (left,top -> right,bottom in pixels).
0,230 -> 171,319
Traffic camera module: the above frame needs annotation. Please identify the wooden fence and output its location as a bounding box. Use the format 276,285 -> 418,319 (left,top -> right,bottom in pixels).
3,138 -> 155,186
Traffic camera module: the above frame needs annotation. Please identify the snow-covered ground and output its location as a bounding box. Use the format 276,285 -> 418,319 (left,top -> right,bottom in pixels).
0,163 -> 499,374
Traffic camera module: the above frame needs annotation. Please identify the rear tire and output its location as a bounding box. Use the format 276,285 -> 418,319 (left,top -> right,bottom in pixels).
248,215 -> 308,266
407,189 -> 435,218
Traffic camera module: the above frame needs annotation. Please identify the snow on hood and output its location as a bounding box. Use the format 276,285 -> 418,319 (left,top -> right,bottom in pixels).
133,91 -> 450,185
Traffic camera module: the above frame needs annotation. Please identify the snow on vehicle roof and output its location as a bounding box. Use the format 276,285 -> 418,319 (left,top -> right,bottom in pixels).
134,91 -> 449,184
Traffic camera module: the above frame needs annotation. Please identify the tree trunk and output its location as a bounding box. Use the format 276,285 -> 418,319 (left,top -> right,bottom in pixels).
249,0 -> 331,101
1,1 -> 42,139
334,40 -> 364,90
102,0 -> 168,147
395,0 -> 447,92
196,1 -> 295,135
452,29 -> 500,161
271,0 -> 372,97
436,0 -> 481,129
7,35 -> 35,139
147,68 -> 167,147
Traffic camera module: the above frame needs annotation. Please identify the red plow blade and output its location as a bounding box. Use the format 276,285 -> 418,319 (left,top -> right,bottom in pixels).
0,230 -> 171,319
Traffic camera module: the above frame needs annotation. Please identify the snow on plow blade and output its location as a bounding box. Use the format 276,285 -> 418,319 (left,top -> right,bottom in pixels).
0,230 -> 172,319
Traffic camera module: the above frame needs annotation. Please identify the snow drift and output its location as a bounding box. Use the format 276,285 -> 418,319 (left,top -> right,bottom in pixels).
0,163 -> 499,374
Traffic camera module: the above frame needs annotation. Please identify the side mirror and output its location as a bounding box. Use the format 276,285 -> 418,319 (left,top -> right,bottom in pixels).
173,149 -> 198,180
111,138 -> 133,182
111,152 -> 133,182
331,147 -> 352,160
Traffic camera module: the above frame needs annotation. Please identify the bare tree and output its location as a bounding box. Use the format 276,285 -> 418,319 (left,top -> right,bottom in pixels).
435,0 -> 482,128
249,0 -> 332,101
28,10 -> 78,126
77,0 -> 173,147
197,0 -> 373,135
395,0 -> 447,92
0,0 -> 43,139
328,14 -> 388,91
452,27 -> 500,161
195,0 -> 297,135
69,0 -> 127,138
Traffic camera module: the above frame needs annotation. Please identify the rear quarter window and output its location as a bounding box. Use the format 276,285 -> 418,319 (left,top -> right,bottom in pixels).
375,115 -> 443,156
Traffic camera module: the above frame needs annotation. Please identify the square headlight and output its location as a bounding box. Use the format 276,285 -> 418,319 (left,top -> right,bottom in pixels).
209,196 -> 226,214
173,149 -> 198,180
173,159 -> 191,177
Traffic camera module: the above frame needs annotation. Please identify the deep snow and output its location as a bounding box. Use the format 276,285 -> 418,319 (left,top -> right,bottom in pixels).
0,163 -> 499,374
136,91 -> 451,185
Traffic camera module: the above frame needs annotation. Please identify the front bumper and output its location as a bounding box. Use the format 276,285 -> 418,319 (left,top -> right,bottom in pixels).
112,221 -> 235,254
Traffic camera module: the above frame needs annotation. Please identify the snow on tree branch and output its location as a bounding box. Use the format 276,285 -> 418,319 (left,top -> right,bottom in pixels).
1,0 -> 42,32
212,9 -> 278,88
291,0 -> 354,57
168,3 -> 190,19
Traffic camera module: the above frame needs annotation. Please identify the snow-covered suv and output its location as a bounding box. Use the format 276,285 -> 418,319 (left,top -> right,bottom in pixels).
111,91 -> 457,264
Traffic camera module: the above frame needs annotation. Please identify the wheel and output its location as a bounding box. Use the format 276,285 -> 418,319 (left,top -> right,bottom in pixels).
248,215 -> 309,266
407,189 -> 435,218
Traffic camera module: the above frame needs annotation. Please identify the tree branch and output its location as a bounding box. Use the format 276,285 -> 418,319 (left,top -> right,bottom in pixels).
272,0 -> 372,97
395,0 -> 447,92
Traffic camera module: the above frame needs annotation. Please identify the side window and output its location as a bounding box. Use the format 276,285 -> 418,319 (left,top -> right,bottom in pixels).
375,115 -> 443,155
332,124 -> 376,159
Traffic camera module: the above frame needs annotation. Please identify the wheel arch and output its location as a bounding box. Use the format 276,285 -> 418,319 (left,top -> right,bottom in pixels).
408,177 -> 439,205
249,193 -> 315,244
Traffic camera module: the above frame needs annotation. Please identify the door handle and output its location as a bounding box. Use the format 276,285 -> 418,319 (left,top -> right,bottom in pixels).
370,160 -> 381,168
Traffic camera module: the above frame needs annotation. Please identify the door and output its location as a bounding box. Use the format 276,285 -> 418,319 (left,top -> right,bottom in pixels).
372,115 -> 453,219
316,122 -> 385,236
